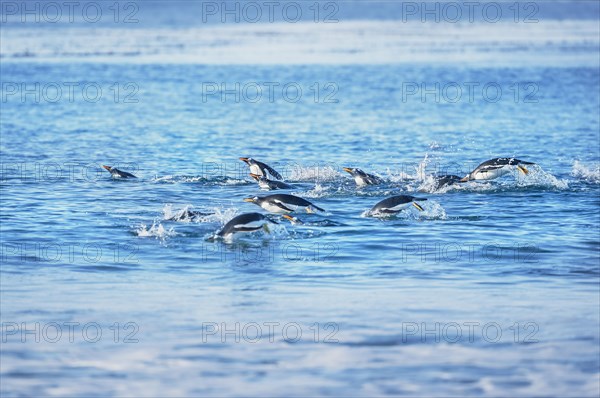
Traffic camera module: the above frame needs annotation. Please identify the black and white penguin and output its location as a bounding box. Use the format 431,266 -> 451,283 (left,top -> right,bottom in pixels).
343,167 -> 383,187
165,209 -> 213,222
102,165 -> 137,178
370,195 -> 427,215
239,157 -> 283,180
244,194 -> 325,214
434,175 -> 463,189
216,212 -> 276,238
249,173 -> 294,190
461,158 -> 535,182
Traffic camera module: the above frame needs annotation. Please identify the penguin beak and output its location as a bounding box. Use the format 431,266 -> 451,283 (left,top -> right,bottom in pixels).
517,165 -> 529,175
243,197 -> 255,203
283,214 -> 302,225
102,165 -> 111,171
412,202 -> 425,212
239,157 -> 249,164
343,167 -> 352,173
249,173 -> 260,180
459,176 -> 470,182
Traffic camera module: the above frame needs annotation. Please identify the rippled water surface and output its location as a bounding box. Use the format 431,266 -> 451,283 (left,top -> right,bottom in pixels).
1,2 -> 599,397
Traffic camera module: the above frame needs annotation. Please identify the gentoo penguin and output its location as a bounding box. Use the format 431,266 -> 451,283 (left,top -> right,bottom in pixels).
102,165 -> 137,178
249,173 -> 294,190
370,195 -> 427,215
166,209 -> 213,222
217,213 -> 276,238
434,175 -> 463,189
343,167 -> 383,187
239,157 -> 283,180
460,158 -> 535,182
244,194 -> 325,214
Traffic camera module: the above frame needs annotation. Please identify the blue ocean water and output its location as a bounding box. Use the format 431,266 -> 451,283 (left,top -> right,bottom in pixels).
1,1 -> 599,396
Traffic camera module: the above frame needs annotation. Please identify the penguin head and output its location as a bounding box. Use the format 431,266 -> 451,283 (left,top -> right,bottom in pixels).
102,165 -> 113,172
239,157 -> 254,165
243,196 -> 260,204
343,167 -> 366,177
460,173 -> 473,182
282,214 -> 303,225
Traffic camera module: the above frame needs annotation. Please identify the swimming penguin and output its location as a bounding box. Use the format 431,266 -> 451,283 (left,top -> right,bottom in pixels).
249,173 -> 294,190
460,158 -> 535,182
343,167 -> 383,187
240,157 -> 283,180
244,194 -> 325,214
166,209 -> 213,222
370,195 -> 427,215
434,175 -> 463,189
102,165 -> 137,178
217,212 -> 276,239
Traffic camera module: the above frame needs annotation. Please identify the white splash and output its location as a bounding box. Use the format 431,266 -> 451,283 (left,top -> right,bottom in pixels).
163,203 -> 182,221
419,200 -> 448,220
203,207 -> 241,224
513,165 -> 569,189
288,166 -> 342,182
384,153 -> 432,184
136,221 -> 177,240
415,153 -> 430,182
302,183 -> 331,199
152,175 -> 205,183
415,163 -> 569,193
572,160 -> 600,184
162,204 -> 213,223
